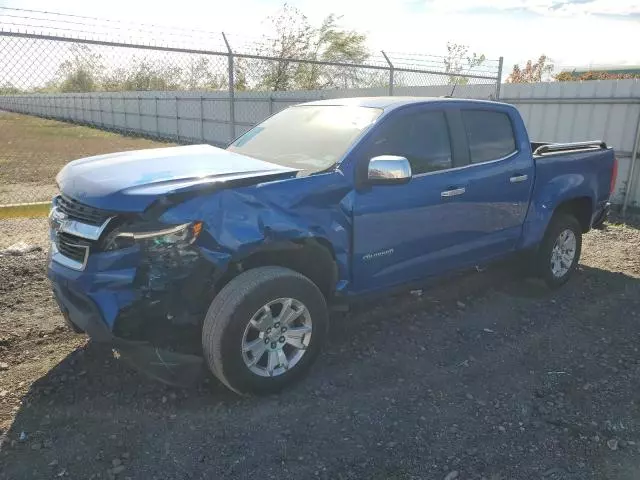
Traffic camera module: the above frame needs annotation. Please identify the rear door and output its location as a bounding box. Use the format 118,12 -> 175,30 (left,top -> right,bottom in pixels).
455,107 -> 534,255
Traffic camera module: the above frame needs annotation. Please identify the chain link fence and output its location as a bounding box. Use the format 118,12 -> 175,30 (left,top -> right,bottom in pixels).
0,22 -> 502,205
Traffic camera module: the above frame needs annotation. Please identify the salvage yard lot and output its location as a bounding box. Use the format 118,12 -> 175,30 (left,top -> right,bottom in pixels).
0,112 -> 172,204
1,114 -> 640,479
1,218 -> 640,479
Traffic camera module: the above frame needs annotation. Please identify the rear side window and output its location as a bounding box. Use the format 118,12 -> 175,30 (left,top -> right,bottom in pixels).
367,110 -> 452,174
462,110 -> 516,163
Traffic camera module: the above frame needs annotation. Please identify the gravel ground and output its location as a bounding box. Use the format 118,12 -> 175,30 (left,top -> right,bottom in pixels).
1,219 -> 640,480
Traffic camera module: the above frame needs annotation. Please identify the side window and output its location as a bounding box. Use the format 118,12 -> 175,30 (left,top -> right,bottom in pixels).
367,111 -> 452,175
462,110 -> 516,163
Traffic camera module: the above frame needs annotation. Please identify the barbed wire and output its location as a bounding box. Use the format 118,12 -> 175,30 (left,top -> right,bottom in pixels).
0,7 -> 231,39
0,6 -> 500,74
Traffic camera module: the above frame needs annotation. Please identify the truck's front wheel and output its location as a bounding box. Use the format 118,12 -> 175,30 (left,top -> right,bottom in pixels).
202,266 -> 328,395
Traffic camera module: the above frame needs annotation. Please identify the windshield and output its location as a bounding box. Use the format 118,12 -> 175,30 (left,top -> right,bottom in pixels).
227,105 -> 383,174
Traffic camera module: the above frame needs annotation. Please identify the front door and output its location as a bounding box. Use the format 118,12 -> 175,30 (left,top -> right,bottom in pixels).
351,106 -> 472,293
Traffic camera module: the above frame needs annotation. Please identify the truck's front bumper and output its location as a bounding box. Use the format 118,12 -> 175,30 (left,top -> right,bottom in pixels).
48,246 -> 206,387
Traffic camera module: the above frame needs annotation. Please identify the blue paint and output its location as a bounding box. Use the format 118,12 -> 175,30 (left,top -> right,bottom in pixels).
56,144 -> 299,212
48,97 -> 616,336
518,147 -> 614,250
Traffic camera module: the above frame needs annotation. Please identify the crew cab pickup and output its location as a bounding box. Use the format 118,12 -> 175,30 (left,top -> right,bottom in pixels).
48,97 -> 617,394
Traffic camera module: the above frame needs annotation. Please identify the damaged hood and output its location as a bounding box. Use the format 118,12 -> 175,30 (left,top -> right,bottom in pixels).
56,144 -> 299,212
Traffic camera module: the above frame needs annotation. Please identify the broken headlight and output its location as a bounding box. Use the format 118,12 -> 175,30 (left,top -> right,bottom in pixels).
104,221 -> 203,252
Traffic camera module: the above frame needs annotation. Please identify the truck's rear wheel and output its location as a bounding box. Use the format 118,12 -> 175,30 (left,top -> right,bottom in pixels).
202,266 -> 328,395
536,213 -> 582,289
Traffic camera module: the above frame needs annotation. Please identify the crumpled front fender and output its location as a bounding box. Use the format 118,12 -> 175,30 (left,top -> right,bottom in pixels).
159,170 -> 354,294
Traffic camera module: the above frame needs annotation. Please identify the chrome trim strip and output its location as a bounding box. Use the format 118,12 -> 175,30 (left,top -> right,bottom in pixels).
50,241 -> 88,271
412,150 -> 519,179
129,223 -> 190,240
49,206 -> 113,241
48,203 -> 112,271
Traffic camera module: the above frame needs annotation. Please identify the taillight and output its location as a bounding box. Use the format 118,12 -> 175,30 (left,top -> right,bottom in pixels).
610,157 -> 618,194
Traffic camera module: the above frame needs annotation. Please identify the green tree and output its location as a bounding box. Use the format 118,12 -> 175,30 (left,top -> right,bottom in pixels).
57,44 -> 103,92
555,70 -> 639,81
444,42 -> 486,86
257,4 -> 370,91
101,67 -> 129,92
102,60 -> 183,91
233,59 -> 248,91
256,4 -> 313,91
183,57 -> 225,90
506,55 -> 554,83
0,83 -> 21,95
294,14 -> 369,89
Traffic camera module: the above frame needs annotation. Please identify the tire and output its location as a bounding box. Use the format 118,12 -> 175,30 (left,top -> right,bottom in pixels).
535,213 -> 582,289
202,266 -> 328,395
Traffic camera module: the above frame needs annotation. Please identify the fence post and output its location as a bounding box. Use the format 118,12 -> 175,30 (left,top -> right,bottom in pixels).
138,95 -> 142,134
99,96 -> 104,127
222,32 -> 236,144
381,50 -> 394,96
495,56 -> 504,100
175,96 -> 180,142
200,96 -> 205,142
123,94 -> 127,133
155,96 -> 159,137
109,96 -> 114,130
622,109 -> 640,217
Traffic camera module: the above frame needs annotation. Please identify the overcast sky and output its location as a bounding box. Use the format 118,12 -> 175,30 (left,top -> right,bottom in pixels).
1,0 -> 639,77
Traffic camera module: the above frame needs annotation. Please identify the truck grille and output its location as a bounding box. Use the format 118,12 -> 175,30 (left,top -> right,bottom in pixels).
57,195 -> 111,226
56,232 -> 90,265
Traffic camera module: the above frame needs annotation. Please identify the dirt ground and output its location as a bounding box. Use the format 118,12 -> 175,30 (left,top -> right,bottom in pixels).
0,112 -> 172,204
2,112 -> 640,479
1,217 -> 640,480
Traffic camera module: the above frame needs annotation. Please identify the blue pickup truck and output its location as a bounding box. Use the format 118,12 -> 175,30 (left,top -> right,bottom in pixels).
48,97 -> 617,394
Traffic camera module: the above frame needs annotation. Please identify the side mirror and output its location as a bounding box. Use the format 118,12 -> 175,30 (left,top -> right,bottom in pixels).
367,155 -> 412,185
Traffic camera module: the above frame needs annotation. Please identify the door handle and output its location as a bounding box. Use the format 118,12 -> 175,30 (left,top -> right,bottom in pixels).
441,187 -> 466,197
510,174 -> 529,183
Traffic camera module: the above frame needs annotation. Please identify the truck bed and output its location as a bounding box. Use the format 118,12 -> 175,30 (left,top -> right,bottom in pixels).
530,141 -> 615,225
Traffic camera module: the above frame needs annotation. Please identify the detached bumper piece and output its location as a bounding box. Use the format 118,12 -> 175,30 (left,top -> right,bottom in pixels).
112,342 -> 204,387
52,282 -> 205,387
592,202 -> 611,229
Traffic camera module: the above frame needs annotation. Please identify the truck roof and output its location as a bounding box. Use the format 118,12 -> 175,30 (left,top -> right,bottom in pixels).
301,96 -> 506,110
